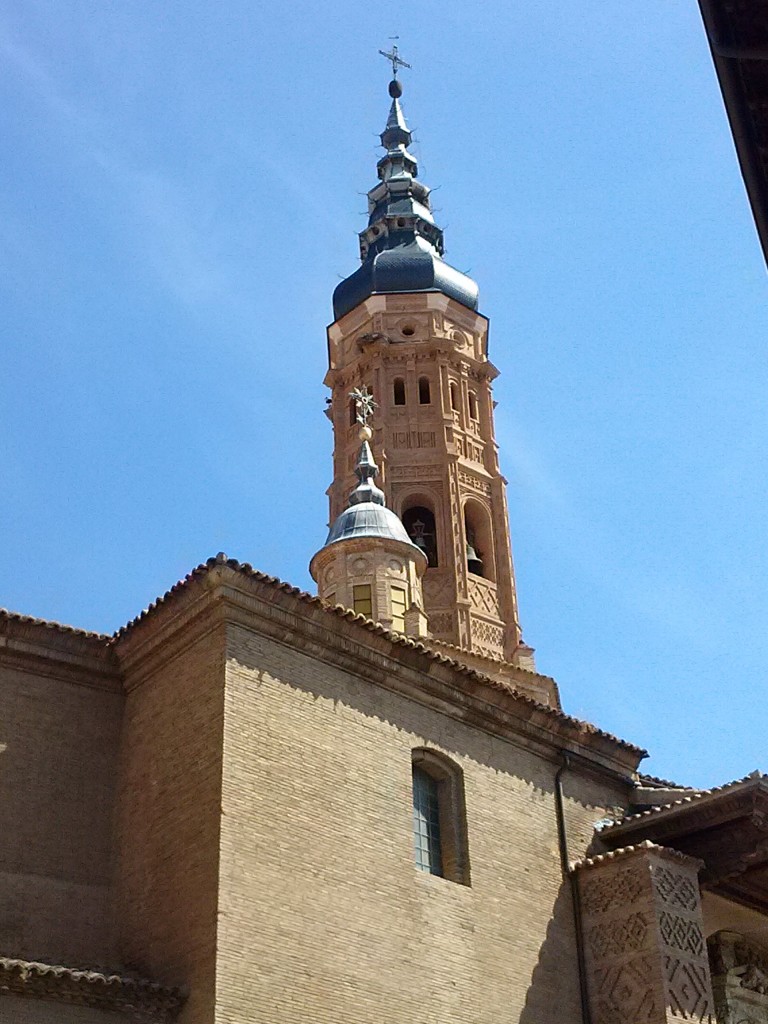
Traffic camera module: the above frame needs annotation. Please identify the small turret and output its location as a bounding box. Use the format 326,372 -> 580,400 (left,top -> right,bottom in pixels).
310,388 -> 428,637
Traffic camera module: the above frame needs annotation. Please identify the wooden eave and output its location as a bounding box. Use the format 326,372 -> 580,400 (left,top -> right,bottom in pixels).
599,777 -> 768,910
698,0 -> 768,267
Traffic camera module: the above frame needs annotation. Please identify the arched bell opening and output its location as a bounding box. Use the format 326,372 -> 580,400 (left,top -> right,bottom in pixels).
393,377 -> 406,406
418,376 -> 431,405
463,500 -> 495,581
402,504 -> 439,569
449,381 -> 459,412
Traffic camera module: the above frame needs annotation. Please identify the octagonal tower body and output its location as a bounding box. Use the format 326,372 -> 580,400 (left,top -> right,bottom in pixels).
323,79 -> 533,670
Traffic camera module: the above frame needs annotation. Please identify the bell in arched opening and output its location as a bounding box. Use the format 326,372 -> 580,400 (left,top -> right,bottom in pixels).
410,518 -> 429,558
402,506 -> 438,568
466,528 -> 484,577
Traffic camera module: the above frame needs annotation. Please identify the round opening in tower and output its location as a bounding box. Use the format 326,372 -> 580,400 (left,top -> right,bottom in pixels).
401,324 -> 415,338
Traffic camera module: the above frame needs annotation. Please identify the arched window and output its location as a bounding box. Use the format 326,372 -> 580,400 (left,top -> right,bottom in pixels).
393,378 -> 406,406
464,501 -> 495,581
411,749 -> 470,884
468,391 -> 479,421
449,381 -> 459,412
402,505 -> 438,568
418,376 -> 431,405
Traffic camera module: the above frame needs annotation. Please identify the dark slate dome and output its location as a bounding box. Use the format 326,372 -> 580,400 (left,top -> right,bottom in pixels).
332,79 -> 479,321
333,238 -> 479,321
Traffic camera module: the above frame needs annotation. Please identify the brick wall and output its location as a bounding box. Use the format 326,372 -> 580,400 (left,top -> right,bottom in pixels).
114,622 -> 226,1024
0,661 -> 121,966
217,621 -> 627,1024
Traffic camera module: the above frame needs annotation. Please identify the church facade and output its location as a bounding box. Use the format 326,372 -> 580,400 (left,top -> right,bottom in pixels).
1,65 -> 766,1024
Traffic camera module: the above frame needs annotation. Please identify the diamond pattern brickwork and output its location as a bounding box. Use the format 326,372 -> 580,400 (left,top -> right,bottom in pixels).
577,846 -> 715,1024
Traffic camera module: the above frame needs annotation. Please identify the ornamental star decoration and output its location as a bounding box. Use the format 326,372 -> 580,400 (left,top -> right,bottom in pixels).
349,386 -> 377,427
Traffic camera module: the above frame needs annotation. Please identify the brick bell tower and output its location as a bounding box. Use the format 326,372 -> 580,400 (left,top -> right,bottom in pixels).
323,56 -> 535,671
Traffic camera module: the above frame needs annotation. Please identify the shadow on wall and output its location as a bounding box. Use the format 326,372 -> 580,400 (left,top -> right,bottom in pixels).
228,629 -> 561,790
519,886 -> 583,1024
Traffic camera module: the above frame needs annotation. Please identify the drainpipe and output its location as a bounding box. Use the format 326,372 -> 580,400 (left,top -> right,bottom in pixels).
554,753 -> 592,1024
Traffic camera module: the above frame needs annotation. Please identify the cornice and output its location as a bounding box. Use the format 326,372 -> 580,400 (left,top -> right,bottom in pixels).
0,610 -> 121,693
111,556 -> 644,779
0,956 -> 185,1022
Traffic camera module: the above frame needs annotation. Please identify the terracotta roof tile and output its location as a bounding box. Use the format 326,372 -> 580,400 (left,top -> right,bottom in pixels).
0,608 -> 110,641
637,772 -> 696,791
112,553 -> 646,756
573,839 -> 703,872
0,956 -> 184,1019
600,771 -> 768,831
2,553 -> 646,759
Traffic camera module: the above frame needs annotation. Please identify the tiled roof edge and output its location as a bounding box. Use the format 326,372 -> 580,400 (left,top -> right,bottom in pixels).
420,635 -> 557,683
0,608 -> 110,643
113,553 -> 647,758
637,772 -> 697,791
0,956 -> 185,1019
602,770 -> 768,831
573,839 -> 703,872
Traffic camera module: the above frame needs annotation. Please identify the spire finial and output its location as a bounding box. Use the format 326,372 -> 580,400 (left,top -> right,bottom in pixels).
347,386 -> 384,505
378,39 -> 411,81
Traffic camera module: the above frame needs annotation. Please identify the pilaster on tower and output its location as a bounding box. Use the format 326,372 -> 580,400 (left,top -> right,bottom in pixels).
321,67 -> 557,708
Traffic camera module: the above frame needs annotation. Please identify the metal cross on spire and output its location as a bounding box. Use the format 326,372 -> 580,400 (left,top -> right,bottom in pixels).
349,386 -> 377,428
378,40 -> 411,78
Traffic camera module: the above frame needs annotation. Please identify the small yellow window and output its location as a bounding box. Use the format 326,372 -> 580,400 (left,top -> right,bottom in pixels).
391,586 -> 407,632
353,584 -> 372,617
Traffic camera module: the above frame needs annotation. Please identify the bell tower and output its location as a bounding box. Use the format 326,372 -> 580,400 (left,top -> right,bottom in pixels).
323,61 -> 538,675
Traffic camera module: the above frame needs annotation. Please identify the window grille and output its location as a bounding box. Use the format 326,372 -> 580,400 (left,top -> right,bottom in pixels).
412,766 -> 443,876
411,750 -> 471,885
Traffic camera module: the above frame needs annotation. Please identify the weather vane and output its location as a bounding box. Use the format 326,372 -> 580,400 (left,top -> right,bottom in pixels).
379,39 -> 411,78
349,386 -> 377,432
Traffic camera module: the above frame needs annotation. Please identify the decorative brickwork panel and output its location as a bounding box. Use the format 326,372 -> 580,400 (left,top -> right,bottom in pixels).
580,868 -> 644,915
468,578 -> 501,619
587,912 -> 650,960
577,846 -> 715,1024
592,956 -> 659,1024
659,911 -> 705,957
470,616 -> 504,655
654,866 -> 699,911
650,860 -> 714,1022
665,957 -> 712,1020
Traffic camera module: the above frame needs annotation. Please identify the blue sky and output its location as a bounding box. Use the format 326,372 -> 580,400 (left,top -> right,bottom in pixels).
1,0 -> 766,787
